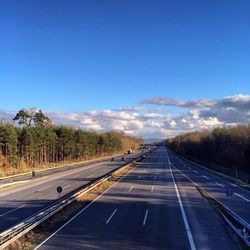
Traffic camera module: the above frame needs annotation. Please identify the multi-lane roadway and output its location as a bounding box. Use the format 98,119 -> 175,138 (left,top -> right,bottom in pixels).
0,152 -> 141,233
168,148 -> 250,227
34,147 -> 241,249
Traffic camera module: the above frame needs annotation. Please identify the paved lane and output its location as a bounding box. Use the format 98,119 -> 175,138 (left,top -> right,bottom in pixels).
168,148 -> 250,227
35,147 -> 238,250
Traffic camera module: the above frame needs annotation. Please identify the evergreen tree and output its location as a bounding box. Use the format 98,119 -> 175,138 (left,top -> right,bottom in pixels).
1,124 -> 18,166
13,108 -> 51,127
0,113 -> 143,173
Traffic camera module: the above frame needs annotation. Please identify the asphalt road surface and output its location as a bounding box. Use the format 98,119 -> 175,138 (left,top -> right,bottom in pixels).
168,148 -> 250,227
35,147 -> 240,250
0,152 -> 142,233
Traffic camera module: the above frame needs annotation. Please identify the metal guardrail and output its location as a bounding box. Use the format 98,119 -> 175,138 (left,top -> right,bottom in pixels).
195,180 -> 250,247
0,153 -> 149,250
219,210 -> 250,247
215,198 -> 250,247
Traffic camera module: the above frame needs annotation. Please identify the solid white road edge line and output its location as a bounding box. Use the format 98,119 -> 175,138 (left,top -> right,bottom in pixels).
106,208 -> 118,224
166,149 -> 196,250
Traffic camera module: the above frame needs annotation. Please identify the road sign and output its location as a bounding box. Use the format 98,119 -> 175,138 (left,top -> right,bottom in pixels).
57,186 -> 63,198
57,186 -> 62,193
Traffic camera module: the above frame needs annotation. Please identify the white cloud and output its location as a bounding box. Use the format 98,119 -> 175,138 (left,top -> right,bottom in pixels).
1,94 -> 249,139
169,120 -> 176,128
198,117 -> 222,128
144,120 -> 164,128
48,109 -> 144,134
142,113 -> 165,119
200,94 -> 250,124
219,94 -> 250,110
190,110 -> 199,120
115,107 -> 161,113
140,97 -> 214,108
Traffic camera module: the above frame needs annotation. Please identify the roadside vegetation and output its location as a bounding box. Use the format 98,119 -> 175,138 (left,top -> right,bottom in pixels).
167,125 -> 250,174
0,108 -> 143,177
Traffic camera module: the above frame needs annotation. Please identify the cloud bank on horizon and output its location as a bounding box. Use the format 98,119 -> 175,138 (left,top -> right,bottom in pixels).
1,94 -> 249,139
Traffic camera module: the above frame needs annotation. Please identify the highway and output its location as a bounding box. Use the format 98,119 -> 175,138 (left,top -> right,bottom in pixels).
35,147 -> 240,250
168,149 -> 250,227
0,152 -> 141,233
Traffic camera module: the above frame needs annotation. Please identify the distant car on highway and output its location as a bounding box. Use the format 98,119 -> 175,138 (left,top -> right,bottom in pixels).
121,157 -> 125,161
111,158 -> 115,161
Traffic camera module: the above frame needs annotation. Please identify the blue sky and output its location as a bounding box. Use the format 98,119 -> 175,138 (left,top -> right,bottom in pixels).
0,0 -> 250,138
